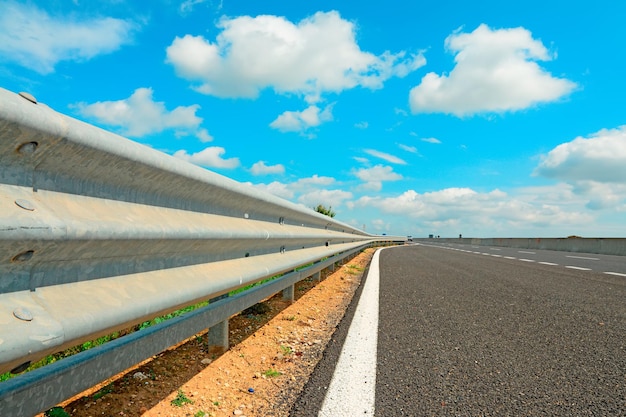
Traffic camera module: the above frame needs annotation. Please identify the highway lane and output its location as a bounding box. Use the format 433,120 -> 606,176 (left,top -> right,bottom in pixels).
291,245 -> 625,416
418,241 -> 626,276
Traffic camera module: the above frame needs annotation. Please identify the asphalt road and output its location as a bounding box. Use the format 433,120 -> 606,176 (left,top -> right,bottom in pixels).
291,244 -> 626,416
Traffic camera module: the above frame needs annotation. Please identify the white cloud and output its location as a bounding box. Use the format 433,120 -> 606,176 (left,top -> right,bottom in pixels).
249,181 -> 294,200
166,11 -> 425,102
398,143 -> 418,154
173,146 -> 240,169
249,174 -> 337,199
535,125 -> 626,183
355,121 -> 369,129
533,126 -> 626,211
75,88 -> 209,139
575,182 -> 626,211
298,189 -> 353,210
354,165 -> 403,182
355,187 -> 592,235
364,149 -> 407,165
269,104 -> 334,133
0,1 -> 139,74
409,24 -> 577,117
421,137 -> 442,144
196,128 -> 214,143
250,161 -> 285,175
179,0 -> 208,15
294,175 -> 336,187
353,165 -> 403,192
249,174 -> 352,214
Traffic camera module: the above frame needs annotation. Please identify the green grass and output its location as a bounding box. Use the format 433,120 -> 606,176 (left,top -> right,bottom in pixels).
228,274 -> 283,296
171,389 -> 194,407
1,301 -> 210,382
262,368 -> 282,378
345,264 -> 364,274
138,301 -> 209,330
92,383 -> 114,400
44,407 -> 70,417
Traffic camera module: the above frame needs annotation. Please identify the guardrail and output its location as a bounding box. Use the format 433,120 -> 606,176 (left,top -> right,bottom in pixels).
414,237 -> 626,256
0,87 -> 405,416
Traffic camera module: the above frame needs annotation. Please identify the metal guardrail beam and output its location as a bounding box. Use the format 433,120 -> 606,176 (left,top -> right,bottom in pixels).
0,83 -> 406,416
0,85 -> 405,408
0,247 -> 365,417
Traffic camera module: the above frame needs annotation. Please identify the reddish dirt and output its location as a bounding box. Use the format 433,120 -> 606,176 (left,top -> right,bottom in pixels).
42,248 -> 374,417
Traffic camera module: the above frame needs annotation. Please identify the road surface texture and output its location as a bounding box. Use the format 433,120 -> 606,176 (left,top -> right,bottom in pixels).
292,244 -> 625,416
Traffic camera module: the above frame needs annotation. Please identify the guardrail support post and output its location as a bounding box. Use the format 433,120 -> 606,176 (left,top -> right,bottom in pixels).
282,284 -> 295,303
208,320 -> 229,353
313,271 -> 321,282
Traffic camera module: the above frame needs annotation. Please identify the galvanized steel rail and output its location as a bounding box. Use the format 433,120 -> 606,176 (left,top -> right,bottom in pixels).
0,87 -> 404,416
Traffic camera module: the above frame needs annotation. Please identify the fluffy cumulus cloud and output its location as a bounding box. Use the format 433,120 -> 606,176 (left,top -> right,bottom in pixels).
297,189 -> 353,210
533,126 -> 626,211
354,187 -> 592,236
0,1 -> 139,74
166,11 -> 425,102
270,105 -> 334,133
353,165 -> 403,192
173,146 -> 240,169
250,161 -> 285,176
248,181 -> 294,200
249,174 -> 353,213
249,174 -> 336,196
409,24 -> 577,117
535,126 -> 626,183
75,88 -> 210,140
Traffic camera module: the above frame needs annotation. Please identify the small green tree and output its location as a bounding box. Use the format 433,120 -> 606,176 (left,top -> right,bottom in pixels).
314,204 -> 336,218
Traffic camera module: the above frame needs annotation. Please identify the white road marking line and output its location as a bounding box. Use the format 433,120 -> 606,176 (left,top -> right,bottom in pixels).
566,266 -> 592,271
518,251 -> 536,254
491,254 -> 502,258
489,248 -> 501,251
504,256 -> 516,260
566,255 -> 600,261
319,248 -> 381,416
604,272 -> 626,277
539,262 -> 559,266
519,258 -> 535,262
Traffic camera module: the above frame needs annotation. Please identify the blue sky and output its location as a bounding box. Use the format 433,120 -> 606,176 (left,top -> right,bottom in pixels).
1,0 -> 625,237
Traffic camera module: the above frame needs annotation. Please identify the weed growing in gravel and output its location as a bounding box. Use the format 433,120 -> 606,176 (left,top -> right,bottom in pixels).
280,345 -> 293,356
194,411 -> 208,417
282,314 -> 296,321
171,389 -> 194,407
262,368 -> 282,378
44,407 -> 70,417
92,383 -> 114,400
346,264 -> 364,274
